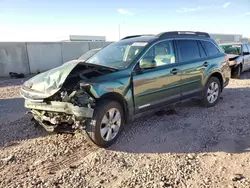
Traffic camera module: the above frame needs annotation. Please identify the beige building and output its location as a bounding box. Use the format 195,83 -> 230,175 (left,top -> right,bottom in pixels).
209,33 -> 243,44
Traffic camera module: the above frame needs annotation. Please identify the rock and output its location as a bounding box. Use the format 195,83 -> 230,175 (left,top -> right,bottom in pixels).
99,179 -> 104,184
34,159 -> 45,166
1,155 -> 15,163
159,181 -> 165,186
232,174 -> 244,181
204,177 -> 211,184
187,154 -> 195,160
94,157 -> 99,164
69,164 -> 77,169
98,171 -> 105,176
119,158 -> 128,167
64,149 -> 70,154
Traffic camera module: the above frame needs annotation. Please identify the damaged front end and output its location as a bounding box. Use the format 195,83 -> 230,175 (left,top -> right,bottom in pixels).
21,59 -> 117,133
25,90 -> 95,132
227,54 -> 242,67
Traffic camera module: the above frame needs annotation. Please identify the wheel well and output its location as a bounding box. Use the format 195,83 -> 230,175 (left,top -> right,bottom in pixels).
209,72 -> 223,90
98,92 -> 128,120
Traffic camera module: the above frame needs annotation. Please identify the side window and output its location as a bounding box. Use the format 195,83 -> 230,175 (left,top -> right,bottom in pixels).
177,40 -> 200,62
141,41 -> 175,67
242,44 -> 249,53
201,41 -> 220,57
198,41 -> 207,58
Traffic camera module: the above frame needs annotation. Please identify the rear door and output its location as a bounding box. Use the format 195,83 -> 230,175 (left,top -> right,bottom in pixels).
176,39 -> 207,99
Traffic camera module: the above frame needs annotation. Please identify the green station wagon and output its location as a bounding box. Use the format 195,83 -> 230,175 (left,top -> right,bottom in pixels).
20,31 -> 231,147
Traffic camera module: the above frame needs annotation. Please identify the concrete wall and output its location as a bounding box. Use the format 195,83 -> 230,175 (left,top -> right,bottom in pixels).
89,42 -> 112,50
27,43 -> 63,73
61,42 -> 112,63
61,42 -> 90,63
0,43 -> 30,76
0,41 -> 112,76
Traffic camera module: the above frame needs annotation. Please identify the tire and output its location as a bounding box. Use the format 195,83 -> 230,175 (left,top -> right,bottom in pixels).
231,64 -> 241,79
201,77 -> 221,107
85,100 -> 124,148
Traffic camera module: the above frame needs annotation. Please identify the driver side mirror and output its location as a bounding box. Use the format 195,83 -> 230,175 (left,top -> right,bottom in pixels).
139,59 -> 156,69
243,52 -> 250,56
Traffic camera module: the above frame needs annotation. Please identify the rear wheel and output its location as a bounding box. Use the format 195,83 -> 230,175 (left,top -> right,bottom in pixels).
85,100 -> 124,148
201,77 -> 221,107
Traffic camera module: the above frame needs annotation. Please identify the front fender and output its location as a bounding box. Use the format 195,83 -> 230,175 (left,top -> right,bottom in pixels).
88,77 -> 131,98
85,76 -> 134,113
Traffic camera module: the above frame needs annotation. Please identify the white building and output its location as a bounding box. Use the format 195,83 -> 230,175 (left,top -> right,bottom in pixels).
60,35 -> 106,42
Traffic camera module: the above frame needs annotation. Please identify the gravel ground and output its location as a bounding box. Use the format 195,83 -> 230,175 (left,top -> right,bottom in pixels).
1,73 -> 250,188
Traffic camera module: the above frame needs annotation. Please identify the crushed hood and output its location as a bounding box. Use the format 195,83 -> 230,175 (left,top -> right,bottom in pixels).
22,59 -> 117,100
23,60 -> 81,97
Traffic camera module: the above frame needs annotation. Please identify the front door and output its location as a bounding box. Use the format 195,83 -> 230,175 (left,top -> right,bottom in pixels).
132,40 -> 181,113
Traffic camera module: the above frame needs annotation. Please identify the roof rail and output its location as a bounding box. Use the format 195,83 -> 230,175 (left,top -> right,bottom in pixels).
156,31 -> 210,38
121,34 -> 154,40
121,35 -> 143,40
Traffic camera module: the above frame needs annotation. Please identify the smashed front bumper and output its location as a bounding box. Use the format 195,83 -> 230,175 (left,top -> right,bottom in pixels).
25,100 -> 94,132
228,60 -> 237,67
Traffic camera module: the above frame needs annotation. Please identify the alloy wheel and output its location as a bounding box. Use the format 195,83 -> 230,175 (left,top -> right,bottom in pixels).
100,108 -> 121,141
207,82 -> 219,104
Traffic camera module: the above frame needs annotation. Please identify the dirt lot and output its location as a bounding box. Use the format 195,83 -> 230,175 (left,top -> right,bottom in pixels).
1,72 -> 250,188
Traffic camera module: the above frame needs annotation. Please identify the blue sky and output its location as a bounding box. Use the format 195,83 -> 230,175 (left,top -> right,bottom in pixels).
0,0 -> 250,41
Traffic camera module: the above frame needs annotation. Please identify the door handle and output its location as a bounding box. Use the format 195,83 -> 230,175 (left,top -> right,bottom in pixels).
170,68 -> 180,75
203,62 -> 209,67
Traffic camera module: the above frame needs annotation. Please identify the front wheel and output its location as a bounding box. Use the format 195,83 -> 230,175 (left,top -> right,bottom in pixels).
85,100 -> 124,148
201,77 -> 221,107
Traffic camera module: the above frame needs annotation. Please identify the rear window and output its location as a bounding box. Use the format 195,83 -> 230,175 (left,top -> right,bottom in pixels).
177,40 -> 200,62
198,41 -> 207,58
201,41 -> 220,56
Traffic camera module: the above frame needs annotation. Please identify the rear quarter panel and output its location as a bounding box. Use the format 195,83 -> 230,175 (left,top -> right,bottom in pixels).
203,55 -> 230,88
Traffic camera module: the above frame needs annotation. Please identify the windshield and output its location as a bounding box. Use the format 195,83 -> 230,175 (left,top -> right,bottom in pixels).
78,48 -> 101,61
85,40 -> 148,69
220,45 -> 242,55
